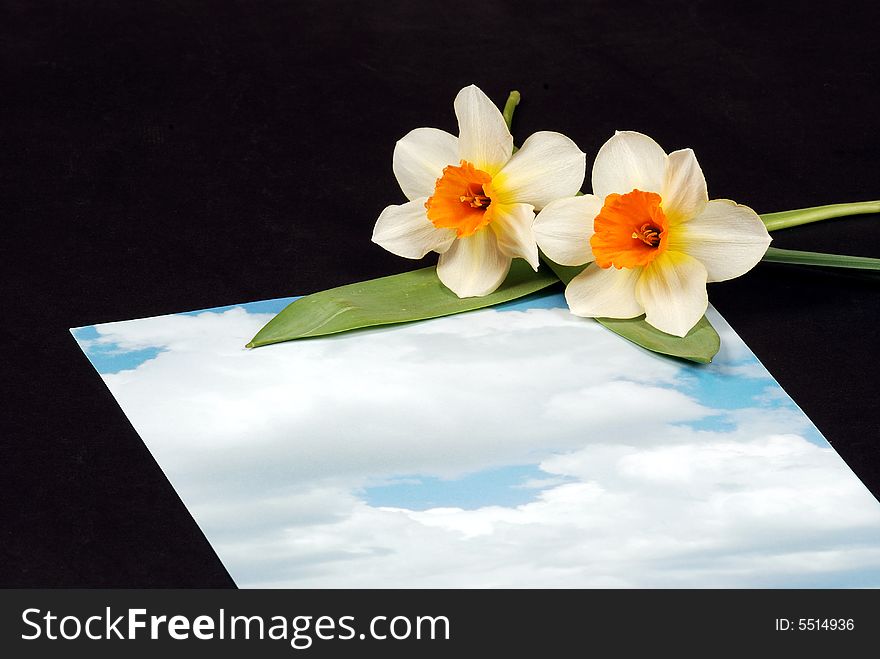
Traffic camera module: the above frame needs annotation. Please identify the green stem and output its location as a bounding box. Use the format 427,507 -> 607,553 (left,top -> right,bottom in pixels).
502,90 -> 521,132
761,246 -> 880,271
760,200 -> 880,232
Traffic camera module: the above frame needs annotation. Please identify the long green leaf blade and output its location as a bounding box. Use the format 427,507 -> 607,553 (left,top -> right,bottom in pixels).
541,257 -> 720,364
762,246 -> 880,270
594,315 -> 720,364
247,261 -> 558,348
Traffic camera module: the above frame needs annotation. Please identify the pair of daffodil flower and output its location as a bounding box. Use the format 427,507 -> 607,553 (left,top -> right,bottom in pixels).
372,85 -> 771,337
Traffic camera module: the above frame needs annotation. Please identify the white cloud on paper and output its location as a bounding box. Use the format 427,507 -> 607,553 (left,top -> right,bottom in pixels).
78,300 -> 880,587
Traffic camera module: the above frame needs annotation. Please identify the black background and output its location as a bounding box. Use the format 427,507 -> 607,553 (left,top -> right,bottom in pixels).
1,0 -> 879,589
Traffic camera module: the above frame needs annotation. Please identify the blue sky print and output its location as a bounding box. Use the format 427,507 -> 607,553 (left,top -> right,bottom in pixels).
71,291 -> 880,587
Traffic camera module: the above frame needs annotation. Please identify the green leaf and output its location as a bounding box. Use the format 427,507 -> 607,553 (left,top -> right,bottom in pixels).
246,261 -> 559,348
593,315 -> 720,364
762,246 -> 880,271
540,257 -> 720,364
544,261 -> 584,286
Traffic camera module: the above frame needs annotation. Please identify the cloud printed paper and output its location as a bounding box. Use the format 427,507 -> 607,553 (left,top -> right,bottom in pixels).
71,292 -> 880,587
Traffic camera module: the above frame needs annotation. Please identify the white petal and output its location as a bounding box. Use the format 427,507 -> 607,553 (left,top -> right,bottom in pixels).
591,130 -> 668,200
491,131 -> 586,209
565,263 -> 644,319
437,228 -> 511,297
454,85 -> 513,176
490,203 -> 539,270
668,199 -> 771,282
661,148 -> 707,224
533,194 -> 603,266
372,198 -> 456,259
635,252 -> 708,337
392,127 -> 460,201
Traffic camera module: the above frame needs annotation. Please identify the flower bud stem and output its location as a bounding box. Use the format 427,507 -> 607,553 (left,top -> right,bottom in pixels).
502,91 -> 521,132
760,200 -> 880,232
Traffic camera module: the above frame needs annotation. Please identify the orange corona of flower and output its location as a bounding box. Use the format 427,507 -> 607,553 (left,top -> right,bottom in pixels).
425,161 -> 496,237
590,189 -> 669,269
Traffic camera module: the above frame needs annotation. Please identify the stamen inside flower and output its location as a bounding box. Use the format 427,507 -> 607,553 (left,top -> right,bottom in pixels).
426,160 -> 496,237
632,222 -> 662,247
590,189 -> 669,269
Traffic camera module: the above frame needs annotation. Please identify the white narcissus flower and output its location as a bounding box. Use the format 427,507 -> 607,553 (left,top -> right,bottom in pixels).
372,85 -> 585,298
533,131 -> 772,337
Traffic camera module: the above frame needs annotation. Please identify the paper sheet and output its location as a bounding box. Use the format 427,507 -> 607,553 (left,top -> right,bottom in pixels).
72,291 -> 880,587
